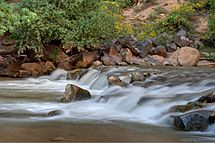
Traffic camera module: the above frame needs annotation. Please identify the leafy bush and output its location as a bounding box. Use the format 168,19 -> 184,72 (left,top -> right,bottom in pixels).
7,0 -> 129,58
107,0 -> 132,8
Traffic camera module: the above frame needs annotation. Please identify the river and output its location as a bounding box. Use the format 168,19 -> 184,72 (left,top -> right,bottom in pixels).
0,66 -> 215,142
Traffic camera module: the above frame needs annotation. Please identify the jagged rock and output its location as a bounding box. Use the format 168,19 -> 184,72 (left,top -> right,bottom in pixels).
166,43 -> 177,52
138,40 -> 153,58
151,45 -> 167,58
165,47 -> 200,66
174,30 -> 190,47
121,48 -> 133,64
43,61 -> 56,74
198,91 -> 215,103
60,84 -> 91,103
76,52 -> 97,68
67,69 -> 87,80
173,110 -> 215,131
102,53 -> 116,66
108,76 -> 128,87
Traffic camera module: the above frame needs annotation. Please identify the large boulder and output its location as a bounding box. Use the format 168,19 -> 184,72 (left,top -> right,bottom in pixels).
165,47 -> 200,66
101,47 -> 122,65
138,40 -> 153,58
21,61 -> 56,77
60,84 -> 91,102
173,110 -> 215,131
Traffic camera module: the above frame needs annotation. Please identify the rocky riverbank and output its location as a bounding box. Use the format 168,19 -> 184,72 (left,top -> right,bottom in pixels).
0,30 -> 215,78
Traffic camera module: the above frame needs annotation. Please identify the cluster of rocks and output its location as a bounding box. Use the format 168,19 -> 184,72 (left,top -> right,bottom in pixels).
0,29 -> 214,78
172,91 -> 215,131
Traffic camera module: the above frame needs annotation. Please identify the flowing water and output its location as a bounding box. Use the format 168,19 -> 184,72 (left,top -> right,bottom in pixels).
0,66 -> 215,142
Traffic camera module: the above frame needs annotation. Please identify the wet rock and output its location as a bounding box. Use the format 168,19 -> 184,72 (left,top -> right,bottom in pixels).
67,69 -> 88,80
173,110 -> 215,131
151,45 -> 167,58
165,47 -> 200,66
47,110 -> 63,117
76,52 -> 97,68
19,70 -> 32,78
198,91 -> 215,103
108,76 -> 128,87
60,84 -> 91,102
170,102 -> 207,113
131,72 -> 145,82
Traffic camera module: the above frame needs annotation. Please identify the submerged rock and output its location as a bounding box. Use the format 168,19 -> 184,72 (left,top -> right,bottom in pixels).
60,84 -> 91,103
108,76 -> 128,87
170,102 -> 207,113
47,110 -> 63,117
173,110 -> 215,131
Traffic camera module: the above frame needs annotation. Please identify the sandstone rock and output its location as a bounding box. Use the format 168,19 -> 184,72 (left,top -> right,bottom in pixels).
145,55 -> 165,65
76,52 -> 97,68
0,64 -> 20,78
197,60 -> 215,67
151,45 -> 167,58
67,69 -> 88,80
92,60 -> 103,67
19,70 -> 32,78
108,76 -> 128,87
43,45 -> 69,63
60,84 -> 91,102
165,47 -> 200,66
173,110 -> 215,131
43,61 -> 56,74
21,62 -> 56,77
102,53 -> 116,66
121,48 -> 133,64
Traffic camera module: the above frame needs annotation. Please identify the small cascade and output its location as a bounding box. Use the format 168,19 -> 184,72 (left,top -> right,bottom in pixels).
0,66 -> 215,135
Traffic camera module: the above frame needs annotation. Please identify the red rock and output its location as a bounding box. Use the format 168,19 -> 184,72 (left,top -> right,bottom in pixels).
21,63 -> 44,77
43,61 -> 56,74
121,48 -> 133,64
76,52 -> 97,68
108,47 -> 122,64
102,53 -> 116,66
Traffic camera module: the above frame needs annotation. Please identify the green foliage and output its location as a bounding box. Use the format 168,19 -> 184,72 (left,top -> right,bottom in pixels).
6,0 -> 128,59
107,0 -> 132,8
159,4 -> 195,32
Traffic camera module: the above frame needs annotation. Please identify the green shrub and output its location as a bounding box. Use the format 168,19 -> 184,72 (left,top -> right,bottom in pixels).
9,0 -> 128,59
